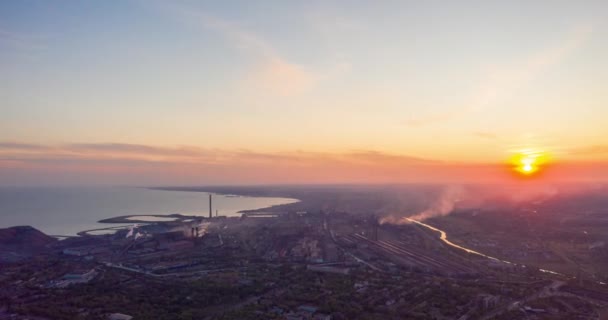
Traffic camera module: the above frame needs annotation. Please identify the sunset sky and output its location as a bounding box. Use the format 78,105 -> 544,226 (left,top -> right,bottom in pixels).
2,1 -> 608,185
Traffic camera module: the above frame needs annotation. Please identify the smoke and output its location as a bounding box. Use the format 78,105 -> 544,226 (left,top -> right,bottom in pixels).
378,182 -> 602,225
126,224 -> 138,238
380,185 -> 465,224
409,185 -> 464,221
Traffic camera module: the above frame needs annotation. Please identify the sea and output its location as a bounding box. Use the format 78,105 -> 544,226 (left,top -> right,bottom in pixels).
0,187 -> 298,236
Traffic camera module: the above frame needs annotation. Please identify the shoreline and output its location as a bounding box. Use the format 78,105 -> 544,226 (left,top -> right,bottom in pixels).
81,189 -> 300,236
147,187 -> 302,214
0,186 -> 300,237
97,213 -> 200,224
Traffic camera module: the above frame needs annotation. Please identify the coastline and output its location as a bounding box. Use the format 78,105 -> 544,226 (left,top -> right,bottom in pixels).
0,186 -> 300,236
147,186 -> 302,213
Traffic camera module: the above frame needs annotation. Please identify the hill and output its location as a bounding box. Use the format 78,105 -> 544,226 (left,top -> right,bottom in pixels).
0,226 -> 56,249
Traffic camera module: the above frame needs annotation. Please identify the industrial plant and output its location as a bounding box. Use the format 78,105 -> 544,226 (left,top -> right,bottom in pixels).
2,187 -> 608,320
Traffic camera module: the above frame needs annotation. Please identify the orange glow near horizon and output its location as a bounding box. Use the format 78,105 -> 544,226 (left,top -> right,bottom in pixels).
510,150 -> 550,177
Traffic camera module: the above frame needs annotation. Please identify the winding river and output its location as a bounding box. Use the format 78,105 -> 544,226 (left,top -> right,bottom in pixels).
406,217 -> 563,276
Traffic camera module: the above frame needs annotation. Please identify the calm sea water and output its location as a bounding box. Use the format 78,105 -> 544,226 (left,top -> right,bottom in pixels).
0,187 -> 297,236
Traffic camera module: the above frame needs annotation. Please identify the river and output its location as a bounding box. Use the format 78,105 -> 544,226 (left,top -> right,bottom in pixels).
406,217 -> 564,276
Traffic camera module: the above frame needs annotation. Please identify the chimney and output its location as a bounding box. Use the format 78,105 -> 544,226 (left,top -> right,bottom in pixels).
209,194 -> 212,219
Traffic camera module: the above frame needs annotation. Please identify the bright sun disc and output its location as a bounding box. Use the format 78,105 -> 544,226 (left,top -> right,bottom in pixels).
509,150 -> 548,177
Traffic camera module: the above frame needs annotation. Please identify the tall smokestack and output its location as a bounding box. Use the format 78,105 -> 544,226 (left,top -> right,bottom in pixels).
209,194 -> 212,218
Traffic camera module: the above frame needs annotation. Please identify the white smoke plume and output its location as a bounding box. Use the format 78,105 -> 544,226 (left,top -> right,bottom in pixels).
378,182 -> 603,225
409,185 -> 464,221
125,224 -> 138,238
380,185 -> 464,224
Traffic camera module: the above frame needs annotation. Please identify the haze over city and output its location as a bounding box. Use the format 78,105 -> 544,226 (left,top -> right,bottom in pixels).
2,1 -> 608,185
4,2 -> 608,320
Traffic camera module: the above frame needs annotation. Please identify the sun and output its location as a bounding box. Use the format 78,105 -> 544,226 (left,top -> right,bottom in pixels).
518,157 -> 538,175
509,150 -> 549,177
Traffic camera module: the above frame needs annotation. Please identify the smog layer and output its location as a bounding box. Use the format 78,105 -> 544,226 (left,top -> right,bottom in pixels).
1,183 -> 608,320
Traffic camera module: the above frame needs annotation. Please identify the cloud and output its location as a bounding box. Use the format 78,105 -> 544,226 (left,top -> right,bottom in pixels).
245,59 -> 315,96
0,141 -> 437,165
568,145 -> 608,156
345,150 -> 441,165
3,141 -> 608,185
163,3 -> 316,96
0,141 -> 496,185
68,143 -> 203,157
405,24 -> 593,127
0,142 -> 52,150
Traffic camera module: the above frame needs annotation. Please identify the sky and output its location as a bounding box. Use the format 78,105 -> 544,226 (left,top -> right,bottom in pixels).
1,1 -> 608,185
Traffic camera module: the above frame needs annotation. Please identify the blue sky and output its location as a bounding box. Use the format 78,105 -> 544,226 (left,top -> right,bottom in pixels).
1,1 -> 608,184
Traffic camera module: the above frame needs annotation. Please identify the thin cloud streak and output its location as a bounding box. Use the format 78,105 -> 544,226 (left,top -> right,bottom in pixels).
0,141 -> 490,185
568,145 -> 608,156
1,141 -> 608,185
0,142 -> 440,166
163,3 -> 316,96
69,143 -> 203,157
0,142 -> 52,150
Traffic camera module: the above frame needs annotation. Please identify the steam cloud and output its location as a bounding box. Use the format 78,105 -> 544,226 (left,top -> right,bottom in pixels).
378,183 -> 597,225
126,224 -> 138,238
409,186 -> 464,221
380,185 -> 464,224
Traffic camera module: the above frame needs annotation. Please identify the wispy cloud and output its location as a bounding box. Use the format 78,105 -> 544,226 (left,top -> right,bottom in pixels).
245,59 -> 315,96
0,142 -> 438,166
68,143 -> 203,157
405,24 -> 593,127
568,145 -> 608,155
0,141 -> 480,185
2,141 -> 608,185
346,150 -> 440,165
0,142 -> 52,150
163,3 -> 316,96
